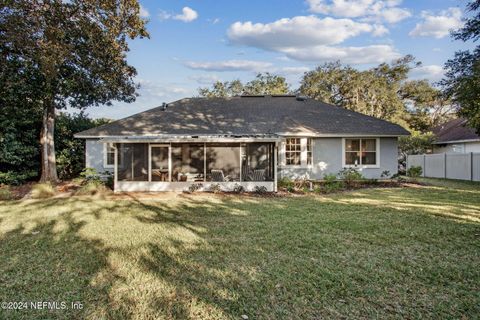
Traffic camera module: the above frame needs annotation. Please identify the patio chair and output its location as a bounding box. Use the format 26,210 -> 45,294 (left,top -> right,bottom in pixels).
251,169 -> 266,181
211,170 -> 225,182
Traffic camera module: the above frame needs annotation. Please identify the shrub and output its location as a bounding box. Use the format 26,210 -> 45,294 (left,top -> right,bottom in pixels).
209,183 -> 222,193
79,167 -> 101,183
278,177 -> 294,190
322,174 -> 344,193
232,183 -> 245,193
337,168 -> 363,188
254,186 -> 268,194
0,185 -> 13,200
407,166 -> 422,178
381,170 -> 391,179
105,174 -> 114,190
75,180 -> 110,196
188,183 -> 203,193
0,170 -> 37,185
31,183 -> 56,199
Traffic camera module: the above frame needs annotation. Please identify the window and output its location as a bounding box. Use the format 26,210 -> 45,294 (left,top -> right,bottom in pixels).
104,143 -> 115,168
306,139 -> 312,165
285,138 -> 301,165
344,138 -> 378,166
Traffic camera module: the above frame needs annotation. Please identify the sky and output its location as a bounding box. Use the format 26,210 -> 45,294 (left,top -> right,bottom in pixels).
84,0 -> 475,119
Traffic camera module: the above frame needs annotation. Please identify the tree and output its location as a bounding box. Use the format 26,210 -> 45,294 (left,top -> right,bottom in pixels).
198,79 -> 244,98
198,73 -> 291,97
0,0 -> 148,183
55,113 -> 111,180
243,73 -> 290,95
298,56 -> 453,131
441,0 -> 480,134
299,56 -> 419,124
400,80 -> 455,132
398,131 -> 435,171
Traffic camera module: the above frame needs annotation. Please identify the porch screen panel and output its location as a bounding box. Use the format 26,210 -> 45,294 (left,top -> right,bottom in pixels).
171,143 -> 204,182
117,143 -> 148,181
206,143 -> 240,182
242,143 -> 274,181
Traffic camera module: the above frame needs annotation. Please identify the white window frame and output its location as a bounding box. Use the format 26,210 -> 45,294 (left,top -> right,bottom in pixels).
282,137 -> 313,168
103,142 -> 116,168
342,138 -> 380,168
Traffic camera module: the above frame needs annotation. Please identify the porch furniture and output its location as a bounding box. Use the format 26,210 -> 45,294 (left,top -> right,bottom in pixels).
252,169 -> 266,181
211,170 -> 225,182
152,169 -> 169,181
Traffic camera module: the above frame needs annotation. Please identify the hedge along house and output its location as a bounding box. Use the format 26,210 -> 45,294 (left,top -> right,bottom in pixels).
74,95 -> 409,192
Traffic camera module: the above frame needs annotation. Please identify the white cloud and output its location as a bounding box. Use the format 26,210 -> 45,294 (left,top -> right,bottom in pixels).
306,0 -> 411,23
173,7 -> 198,22
372,24 -> 389,36
282,44 -> 401,64
159,7 -> 198,23
139,4 -> 150,18
208,18 -> 220,24
228,16 -> 381,50
409,8 -> 463,39
277,67 -> 311,75
188,74 -> 221,85
227,15 -> 399,65
410,65 -> 445,82
183,60 -> 273,72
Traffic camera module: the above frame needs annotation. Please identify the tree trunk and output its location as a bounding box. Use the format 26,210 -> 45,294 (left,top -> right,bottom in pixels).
39,101 -> 58,183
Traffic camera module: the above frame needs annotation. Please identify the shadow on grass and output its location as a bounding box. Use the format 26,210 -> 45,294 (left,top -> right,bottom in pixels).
1,186 -> 479,319
0,212 -> 132,319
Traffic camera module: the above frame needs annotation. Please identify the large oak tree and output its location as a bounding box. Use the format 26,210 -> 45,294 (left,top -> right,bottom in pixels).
441,0 -> 480,134
0,0 -> 148,182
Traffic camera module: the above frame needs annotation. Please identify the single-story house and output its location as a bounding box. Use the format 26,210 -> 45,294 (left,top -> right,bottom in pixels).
432,118 -> 480,154
74,95 -> 409,192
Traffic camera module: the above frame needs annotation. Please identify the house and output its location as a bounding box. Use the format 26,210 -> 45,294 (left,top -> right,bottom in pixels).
432,118 -> 480,154
74,95 -> 409,192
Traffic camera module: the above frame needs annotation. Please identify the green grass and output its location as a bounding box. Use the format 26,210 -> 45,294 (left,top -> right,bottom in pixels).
0,180 -> 479,319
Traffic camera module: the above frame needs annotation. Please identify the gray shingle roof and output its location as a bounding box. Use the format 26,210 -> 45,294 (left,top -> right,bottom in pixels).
75,96 -> 410,137
433,118 -> 479,143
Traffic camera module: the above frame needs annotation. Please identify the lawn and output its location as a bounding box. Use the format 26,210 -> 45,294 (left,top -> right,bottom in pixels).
0,180 -> 479,319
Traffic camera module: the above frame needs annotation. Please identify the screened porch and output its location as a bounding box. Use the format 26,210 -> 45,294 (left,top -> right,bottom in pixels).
112,141 -> 277,192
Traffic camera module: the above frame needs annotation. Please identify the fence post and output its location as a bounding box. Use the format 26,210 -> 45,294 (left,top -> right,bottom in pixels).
471,152 -> 474,181
444,153 -> 447,179
423,154 -> 426,177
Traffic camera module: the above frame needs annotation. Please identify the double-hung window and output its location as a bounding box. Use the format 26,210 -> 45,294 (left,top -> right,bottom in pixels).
285,138 -> 301,165
344,138 -> 378,167
285,138 -> 312,166
104,143 -> 115,168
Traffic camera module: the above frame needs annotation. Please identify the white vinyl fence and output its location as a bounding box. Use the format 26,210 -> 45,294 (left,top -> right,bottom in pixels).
407,153 -> 480,181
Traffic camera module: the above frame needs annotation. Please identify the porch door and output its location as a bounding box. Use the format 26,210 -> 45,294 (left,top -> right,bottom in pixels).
150,145 -> 170,181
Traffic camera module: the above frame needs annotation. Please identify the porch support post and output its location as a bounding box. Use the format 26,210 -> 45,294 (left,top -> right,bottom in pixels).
274,141 -> 278,192
204,142 -> 206,182
114,143 -> 118,192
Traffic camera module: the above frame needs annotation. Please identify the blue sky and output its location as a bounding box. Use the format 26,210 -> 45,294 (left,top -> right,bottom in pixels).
85,0 -> 475,119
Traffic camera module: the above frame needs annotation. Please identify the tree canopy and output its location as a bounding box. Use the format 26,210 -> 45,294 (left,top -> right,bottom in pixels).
198,73 -> 291,97
441,0 -> 480,134
0,0 -> 148,182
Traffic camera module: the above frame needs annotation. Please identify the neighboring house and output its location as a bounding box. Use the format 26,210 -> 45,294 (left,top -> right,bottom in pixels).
432,118 -> 480,154
74,95 -> 409,192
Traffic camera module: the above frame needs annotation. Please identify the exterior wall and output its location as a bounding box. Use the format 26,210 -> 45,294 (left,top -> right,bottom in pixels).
432,141 -> 480,154
85,139 -> 113,174
278,137 -> 398,180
